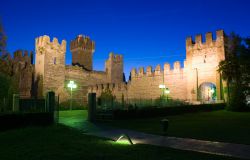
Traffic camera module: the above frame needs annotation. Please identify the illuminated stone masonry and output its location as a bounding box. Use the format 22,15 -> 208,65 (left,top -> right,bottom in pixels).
12,30 -> 226,104
88,30 -> 227,103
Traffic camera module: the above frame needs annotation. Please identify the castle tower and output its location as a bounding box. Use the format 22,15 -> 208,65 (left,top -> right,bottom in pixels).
70,35 -> 95,71
105,52 -> 124,83
13,50 -> 33,98
35,35 -> 66,96
185,30 -> 226,102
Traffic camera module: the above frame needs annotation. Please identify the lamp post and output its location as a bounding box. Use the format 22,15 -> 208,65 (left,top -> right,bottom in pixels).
67,80 -> 77,110
159,84 -> 166,97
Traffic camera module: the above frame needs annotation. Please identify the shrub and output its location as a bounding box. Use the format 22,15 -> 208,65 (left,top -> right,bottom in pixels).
112,103 -> 226,119
98,88 -> 116,109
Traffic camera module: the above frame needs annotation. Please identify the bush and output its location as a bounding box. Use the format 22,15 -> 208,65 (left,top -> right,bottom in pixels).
97,88 -> 116,109
125,97 -> 188,109
227,84 -> 248,111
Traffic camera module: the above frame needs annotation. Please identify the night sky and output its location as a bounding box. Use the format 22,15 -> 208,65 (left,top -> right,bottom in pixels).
1,0 -> 250,80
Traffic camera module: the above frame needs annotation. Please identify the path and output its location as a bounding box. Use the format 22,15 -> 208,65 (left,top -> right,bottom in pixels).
59,110 -> 250,159
86,129 -> 250,160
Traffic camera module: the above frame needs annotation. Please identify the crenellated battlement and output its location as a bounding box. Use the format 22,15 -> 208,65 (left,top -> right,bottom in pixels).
35,35 -> 66,52
13,50 -> 33,64
131,61 -> 185,78
70,35 -> 95,52
88,82 -> 127,93
108,52 -> 123,63
186,30 -> 224,50
173,61 -> 181,71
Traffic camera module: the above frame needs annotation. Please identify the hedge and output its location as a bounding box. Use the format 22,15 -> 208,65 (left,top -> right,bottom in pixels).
112,103 -> 226,119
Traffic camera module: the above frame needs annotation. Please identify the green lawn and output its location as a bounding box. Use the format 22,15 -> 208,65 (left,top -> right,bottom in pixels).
101,110 -> 250,144
0,125 -> 240,160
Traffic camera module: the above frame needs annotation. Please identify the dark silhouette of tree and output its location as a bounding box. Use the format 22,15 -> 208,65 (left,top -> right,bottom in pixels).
218,33 -> 250,111
0,20 -> 12,76
0,19 -> 7,56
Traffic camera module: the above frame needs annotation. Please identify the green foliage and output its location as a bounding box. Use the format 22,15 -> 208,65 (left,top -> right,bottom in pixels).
125,97 -> 187,109
0,72 -> 10,99
0,73 -> 10,111
0,21 -> 12,76
98,88 -> 116,109
6,74 -> 20,110
150,96 -> 186,108
218,33 -> 250,111
0,20 -> 7,55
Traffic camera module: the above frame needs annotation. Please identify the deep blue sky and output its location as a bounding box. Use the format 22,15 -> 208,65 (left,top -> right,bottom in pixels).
1,0 -> 250,79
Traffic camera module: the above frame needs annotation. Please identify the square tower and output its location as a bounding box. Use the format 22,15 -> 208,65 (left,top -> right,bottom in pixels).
70,35 -> 95,71
185,30 -> 226,102
35,35 -> 66,96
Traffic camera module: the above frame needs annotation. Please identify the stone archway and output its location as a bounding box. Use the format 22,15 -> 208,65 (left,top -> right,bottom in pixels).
198,82 -> 216,102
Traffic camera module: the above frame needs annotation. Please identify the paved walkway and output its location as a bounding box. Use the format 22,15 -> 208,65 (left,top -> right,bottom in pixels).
86,129 -> 250,159
59,111 -> 250,159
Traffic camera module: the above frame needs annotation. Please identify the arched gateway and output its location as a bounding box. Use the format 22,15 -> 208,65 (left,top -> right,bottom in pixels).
198,82 -> 216,102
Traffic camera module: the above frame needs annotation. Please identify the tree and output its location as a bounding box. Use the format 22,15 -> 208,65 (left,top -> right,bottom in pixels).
0,20 -> 18,111
0,19 -> 7,56
99,88 -> 115,109
0,20 -> 12,76
218,33 -> 250,111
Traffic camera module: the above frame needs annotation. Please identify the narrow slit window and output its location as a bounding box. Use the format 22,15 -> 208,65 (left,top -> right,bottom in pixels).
54,57 -> 56,64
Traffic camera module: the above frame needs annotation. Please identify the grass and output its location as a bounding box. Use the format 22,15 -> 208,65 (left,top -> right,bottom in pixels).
0,124 -> 240,160
100,110 -> 250,144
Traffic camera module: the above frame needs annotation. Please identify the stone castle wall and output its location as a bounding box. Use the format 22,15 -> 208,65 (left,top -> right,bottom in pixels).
88,83 -> 127,102
14,30 -> 226,104
33,34 -> 124,104
64,65 -> 109,104
89,61 -> 187,102
88,30 -> 226,103
185,30 -> 225,101
127,61 -> 187,100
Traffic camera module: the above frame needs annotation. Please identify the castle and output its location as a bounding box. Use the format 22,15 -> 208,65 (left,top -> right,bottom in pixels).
11,30 -> 227,105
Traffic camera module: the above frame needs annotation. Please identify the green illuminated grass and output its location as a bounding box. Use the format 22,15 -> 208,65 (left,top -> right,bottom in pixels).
101,110 -> 250,144
0,125 -> 240,160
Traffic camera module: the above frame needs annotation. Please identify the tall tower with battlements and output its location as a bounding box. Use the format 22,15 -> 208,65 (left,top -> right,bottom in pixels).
70,35 -> 95,71
35,35 -> 66,96
185,30 -> 226,102
105,52 -> 124,83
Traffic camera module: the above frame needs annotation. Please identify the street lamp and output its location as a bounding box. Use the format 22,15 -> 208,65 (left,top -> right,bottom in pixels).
159,84 -> 166,96
67,80 -> 77,110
